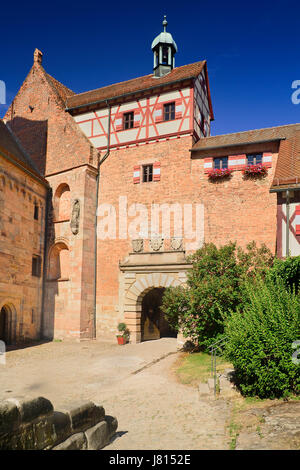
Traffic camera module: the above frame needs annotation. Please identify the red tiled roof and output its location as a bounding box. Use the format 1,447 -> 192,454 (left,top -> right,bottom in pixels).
191,123 -> 300,190
272,128 -> 300,189
66,61 -> 206,110
191,123 -> 300,151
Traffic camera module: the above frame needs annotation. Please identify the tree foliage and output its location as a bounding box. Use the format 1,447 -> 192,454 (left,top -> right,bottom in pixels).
223,276 -> 300,398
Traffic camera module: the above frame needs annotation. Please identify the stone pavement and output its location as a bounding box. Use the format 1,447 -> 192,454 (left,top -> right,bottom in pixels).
0,338 -> 231,449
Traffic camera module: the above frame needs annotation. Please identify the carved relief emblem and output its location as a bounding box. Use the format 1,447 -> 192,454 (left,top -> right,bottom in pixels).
132,239 -> 144,253
70,199 -> 80,235
170,237 -> 183,251
150,237 -> 163,251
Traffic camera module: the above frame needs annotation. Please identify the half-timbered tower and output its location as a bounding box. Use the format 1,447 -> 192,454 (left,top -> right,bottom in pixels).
3,18 -> 300,344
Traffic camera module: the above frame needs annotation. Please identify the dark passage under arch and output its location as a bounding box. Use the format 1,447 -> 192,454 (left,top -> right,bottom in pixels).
0,306 -> 9,343
141,287 -> 177,341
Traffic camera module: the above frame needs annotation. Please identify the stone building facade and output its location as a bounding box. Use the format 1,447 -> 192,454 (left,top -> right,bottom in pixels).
0,120 -> 48,343
2,19 -> 300,343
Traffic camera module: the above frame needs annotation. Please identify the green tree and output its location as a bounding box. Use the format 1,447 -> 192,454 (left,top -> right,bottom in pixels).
161,242 -> 273,350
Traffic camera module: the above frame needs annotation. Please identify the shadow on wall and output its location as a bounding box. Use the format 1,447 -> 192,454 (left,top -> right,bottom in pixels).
6,117 -> 48,175
43,193 -> 71,340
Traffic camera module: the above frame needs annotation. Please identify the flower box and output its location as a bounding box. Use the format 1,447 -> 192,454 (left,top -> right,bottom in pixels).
243,164 -> 268,176
208,168 -> 232,179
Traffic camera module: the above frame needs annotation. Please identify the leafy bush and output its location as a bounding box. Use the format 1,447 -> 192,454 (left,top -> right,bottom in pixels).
267,256 -> 300,293
161,242 -> 273,350
223,276 -> 300,398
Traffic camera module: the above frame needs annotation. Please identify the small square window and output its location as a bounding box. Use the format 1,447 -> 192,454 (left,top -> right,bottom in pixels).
142,164 -> 153,183
32,255 -> 41,277
164,102 -> 175,121
214,157 -> 228,169
247,154 -> 262,165
123,112 -> 134,130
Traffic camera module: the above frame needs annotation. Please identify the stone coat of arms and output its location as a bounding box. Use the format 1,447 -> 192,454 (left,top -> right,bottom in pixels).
132,239 -> 144,253
170,237 -> 183,251
150,237 -> 163,251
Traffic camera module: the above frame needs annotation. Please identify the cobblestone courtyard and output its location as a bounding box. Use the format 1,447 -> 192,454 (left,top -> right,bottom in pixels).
0,338 -> 299,450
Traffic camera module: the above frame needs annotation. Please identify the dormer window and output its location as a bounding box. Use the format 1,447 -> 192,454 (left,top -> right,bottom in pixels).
164,102 -> 175,121
123,112 -> 134,130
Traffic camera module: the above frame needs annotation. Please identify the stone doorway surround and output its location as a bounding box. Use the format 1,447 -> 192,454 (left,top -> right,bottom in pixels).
119,250 -> 192,343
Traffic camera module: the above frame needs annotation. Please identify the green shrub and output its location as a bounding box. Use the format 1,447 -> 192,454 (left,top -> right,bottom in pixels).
161,242 -> 273,351
160,286 -> 188,331
267,256 -> 300,293
223,276 -> 300,398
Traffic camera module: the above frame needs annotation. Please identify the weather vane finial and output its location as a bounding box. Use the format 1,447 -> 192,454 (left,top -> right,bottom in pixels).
163,15 -> 167,32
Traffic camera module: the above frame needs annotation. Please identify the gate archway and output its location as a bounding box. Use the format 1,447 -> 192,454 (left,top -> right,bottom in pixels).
141,287 -> 176,341
123,272 -> 184,343
0,304 -> 17,344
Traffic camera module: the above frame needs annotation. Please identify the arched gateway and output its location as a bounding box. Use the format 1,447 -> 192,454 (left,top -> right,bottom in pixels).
120,249 -> 191,343
0,303 -> 17,344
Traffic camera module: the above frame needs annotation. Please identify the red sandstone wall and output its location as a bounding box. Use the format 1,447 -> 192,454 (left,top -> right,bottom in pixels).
95,136 -> 278,337
0,155 -> 47,342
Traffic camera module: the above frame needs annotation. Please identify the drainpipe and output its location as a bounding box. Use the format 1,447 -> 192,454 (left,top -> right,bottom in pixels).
93,100 -> 111,338
286,189 -> 290,257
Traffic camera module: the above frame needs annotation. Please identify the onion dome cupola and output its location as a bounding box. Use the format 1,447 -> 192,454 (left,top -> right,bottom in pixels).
151,16 -> 177,78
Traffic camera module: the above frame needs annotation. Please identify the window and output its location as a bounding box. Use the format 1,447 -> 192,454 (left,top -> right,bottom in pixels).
32,255 -> 41,277
123,112 -> 134,130
162,46 -> 169,65
164,102 -> 175,121
247,154 -> 262,165
142,164 -> 153,183
214,157 -> 228,169
34,204 -> 39,220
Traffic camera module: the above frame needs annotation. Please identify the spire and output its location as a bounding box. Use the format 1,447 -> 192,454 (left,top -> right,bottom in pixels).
162,15 -> 167,32
151,16 -> 177,77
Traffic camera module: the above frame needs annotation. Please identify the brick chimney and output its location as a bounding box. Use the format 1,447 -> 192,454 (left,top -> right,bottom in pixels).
33,48 -> 43,65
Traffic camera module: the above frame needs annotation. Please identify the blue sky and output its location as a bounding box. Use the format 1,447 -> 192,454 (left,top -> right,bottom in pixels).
1,0 -> 300,135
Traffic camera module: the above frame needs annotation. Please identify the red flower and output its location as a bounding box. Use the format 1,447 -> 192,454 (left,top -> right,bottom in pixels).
208,168 -> 232,179
243,164 -> 267,176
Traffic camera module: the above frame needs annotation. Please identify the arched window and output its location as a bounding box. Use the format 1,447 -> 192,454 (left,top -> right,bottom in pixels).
48,242 -> 70,280
54,183 -> 71,222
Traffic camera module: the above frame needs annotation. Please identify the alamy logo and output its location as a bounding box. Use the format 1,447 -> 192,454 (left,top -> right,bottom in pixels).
291,80 -> 300,105
0,80 -> 5,105
0,340 -> 5,365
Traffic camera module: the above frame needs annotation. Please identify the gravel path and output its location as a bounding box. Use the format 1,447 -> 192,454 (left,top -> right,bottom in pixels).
0,338 -> 231,450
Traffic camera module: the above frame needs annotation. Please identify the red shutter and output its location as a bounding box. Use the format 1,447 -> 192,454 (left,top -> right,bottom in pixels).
262,152 -> 272,168
133,166 -> 140,184
175,99 -> 183,119
154,104 -> 163,123
153,161 -> 161,181
228,154 -> 246,170
115,114 -> 123,131
204,157 -> 213,174
296,205 -> 300,215
133,111 -> 141,128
